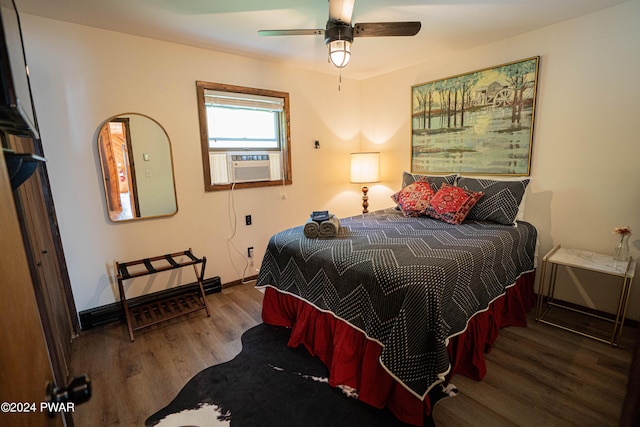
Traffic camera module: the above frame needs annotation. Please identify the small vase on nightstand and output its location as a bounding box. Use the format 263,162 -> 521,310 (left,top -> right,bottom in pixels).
614,234 -> 630,261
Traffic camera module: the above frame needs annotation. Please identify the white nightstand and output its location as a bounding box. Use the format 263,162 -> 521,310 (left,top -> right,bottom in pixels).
535,245 -> 635,346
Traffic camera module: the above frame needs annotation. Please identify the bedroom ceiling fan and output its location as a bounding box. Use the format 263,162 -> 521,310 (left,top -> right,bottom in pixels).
258,0 -> 421,69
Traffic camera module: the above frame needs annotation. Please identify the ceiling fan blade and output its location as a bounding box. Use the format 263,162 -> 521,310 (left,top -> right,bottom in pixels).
354,21 -> 421,37
258,29 -> 324,36
329,0 -> 355,25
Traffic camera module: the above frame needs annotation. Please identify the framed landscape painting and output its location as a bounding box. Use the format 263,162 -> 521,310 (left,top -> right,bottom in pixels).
411,56 -> 539,176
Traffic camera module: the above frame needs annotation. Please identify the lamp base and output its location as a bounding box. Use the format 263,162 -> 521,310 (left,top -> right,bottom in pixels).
361,186 -> 369,214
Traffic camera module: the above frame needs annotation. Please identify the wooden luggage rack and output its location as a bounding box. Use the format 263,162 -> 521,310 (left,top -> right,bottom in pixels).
116,249 -> 210,341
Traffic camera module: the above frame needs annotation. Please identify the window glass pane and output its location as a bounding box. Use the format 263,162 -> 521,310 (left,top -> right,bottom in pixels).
208,107 -> 276,139
206,106 -> 279,149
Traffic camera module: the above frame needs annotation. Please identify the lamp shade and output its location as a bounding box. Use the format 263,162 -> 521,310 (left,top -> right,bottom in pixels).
350,152 -> 380,184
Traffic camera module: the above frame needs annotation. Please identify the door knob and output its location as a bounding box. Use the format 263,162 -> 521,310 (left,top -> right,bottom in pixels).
44,374 -> 91,417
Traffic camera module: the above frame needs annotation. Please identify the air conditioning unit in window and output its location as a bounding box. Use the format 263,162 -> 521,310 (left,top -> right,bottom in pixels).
229,153 -> 272,183
208,152 -> 282,185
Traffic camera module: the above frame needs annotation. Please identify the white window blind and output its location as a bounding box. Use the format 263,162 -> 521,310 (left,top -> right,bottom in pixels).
204,89 -> 284,112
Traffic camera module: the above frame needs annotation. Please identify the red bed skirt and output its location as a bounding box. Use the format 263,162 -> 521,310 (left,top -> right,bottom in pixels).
261,270 -> 536,426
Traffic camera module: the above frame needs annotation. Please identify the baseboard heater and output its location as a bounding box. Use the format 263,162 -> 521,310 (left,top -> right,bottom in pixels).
79,276 -> 222,330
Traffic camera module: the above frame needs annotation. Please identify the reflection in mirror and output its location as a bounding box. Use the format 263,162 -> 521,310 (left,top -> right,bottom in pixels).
97,113 -> 177,222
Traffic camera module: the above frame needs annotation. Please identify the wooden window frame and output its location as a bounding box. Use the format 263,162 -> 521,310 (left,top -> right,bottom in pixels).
196,81 -> 292,192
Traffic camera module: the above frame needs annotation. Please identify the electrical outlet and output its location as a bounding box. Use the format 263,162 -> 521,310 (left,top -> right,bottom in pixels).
247,247 -> 254,258
245,215 -> 252,225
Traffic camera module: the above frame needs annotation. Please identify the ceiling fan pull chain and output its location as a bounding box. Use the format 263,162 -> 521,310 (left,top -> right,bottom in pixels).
339,68 -> 342,92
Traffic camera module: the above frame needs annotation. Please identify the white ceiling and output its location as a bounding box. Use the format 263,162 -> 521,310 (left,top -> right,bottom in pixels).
16,0 -> 629,80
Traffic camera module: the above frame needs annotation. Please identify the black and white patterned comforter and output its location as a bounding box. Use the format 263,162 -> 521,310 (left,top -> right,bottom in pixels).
256,208 -> 537,399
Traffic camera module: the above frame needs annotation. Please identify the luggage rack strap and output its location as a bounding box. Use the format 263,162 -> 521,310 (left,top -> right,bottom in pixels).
164,254 -> 179,267
183,250 -> 199,263
143,259 -> 157,274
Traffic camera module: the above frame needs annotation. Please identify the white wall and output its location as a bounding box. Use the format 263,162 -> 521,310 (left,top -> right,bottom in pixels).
21,0 -> 640,323
21,15 -> 365,312
360,0 -> 640,320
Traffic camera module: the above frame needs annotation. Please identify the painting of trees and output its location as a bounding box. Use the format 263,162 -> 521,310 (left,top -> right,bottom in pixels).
498,60 -> 538,126
411,56 -> 539,175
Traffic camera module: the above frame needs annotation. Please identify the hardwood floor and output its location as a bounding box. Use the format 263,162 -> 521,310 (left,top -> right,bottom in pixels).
69,283 -> 264,426
69,284 -> 635,426
433,309 -> 635,427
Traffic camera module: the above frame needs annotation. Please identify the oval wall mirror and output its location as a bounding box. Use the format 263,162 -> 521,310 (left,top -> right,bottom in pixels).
97,113 -> 177,222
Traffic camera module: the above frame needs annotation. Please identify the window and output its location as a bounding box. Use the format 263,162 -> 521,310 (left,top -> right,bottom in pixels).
196,81 -> 292,191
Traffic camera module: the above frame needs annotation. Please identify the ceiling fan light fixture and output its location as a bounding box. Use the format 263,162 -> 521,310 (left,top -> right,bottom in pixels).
258,1 -> 421,72
328,39 -> 351,68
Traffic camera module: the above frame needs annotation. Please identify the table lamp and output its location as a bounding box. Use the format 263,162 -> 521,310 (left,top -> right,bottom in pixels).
350,152 -> 380,214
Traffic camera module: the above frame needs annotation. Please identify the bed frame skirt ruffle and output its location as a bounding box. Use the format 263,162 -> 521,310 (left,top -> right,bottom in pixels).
260,270 -> 536,426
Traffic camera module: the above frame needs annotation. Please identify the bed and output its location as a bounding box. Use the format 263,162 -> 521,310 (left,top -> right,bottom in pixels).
255,175 -> 537,426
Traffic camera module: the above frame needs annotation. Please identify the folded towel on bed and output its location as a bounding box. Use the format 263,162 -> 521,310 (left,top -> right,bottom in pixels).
304,214 -> 341,238
303,218 -> 320,238
319,215 -> 340,237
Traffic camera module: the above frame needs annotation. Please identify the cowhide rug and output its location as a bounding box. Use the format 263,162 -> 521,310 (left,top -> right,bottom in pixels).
145,324 -> 456,427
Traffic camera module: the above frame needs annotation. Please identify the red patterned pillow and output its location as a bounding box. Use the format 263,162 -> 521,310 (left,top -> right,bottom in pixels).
424,183 -> 484,224
390,181 -> 435,217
